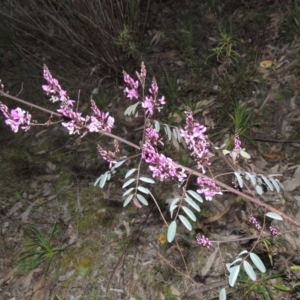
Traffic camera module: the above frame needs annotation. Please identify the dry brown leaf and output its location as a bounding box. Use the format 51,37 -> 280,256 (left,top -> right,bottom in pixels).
201,247 -> 218,278
261,153 -> 281,159
170,285 -> 181,296
0,267 -> 17,286
58,270 -> 76,281
7,201 -> 23,217
282,165 -> 300,192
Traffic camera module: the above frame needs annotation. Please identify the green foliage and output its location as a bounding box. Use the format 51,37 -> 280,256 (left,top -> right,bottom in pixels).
207,22 -> 240,62
18,223 -> 65,273
285,0 -> 300,37
163,70 -> 178,107
227,101 -> 259,147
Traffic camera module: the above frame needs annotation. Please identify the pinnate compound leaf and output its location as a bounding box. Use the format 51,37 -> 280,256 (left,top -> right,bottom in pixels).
187,190 -> 203,203
125,168 -> 137,178
250,253 -> 266,273
123,187 -> 134,197
139,177 -> 155,184
122,178 -> 135,188
243,260 -> 256,281
167,221 -> 177,242
266,212 -> 282,220
219,288 -> 226,300
234,172 -> 243,188
179,214 -> 192,231
182,206 -> 196,222
229,265 -> 240,287
123,194 -> 134,207
184,196 -> 200,212
136,194 -> 148,206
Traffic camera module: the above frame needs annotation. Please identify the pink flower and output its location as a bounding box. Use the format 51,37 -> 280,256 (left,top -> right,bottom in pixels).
180,111 -> 211,173
269,226 -> 278,236
196,234 -> 212,248
124,87 -> 139,100
0,104 -> 31,132
196,176 -> 222,201
248,214 -> 262,231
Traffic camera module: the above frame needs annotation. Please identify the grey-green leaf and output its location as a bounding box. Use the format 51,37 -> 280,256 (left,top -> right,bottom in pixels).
229,265 -> 240,287
123,194 -> 134,207
179,214 -> 192,231
139,177 -> 155,184
175,127 -> 181,142
154,120 -> 160,132
136,194 -> 148,206
125,168 -> 137,178
187,190 -> 203,203
219,287 -> 226,300
164,125 -> 172,141
182,206 -> 196,222
250,253 -> 266,273
100,172 -> 108,188
122,178 -> 135,188
266,212 -> 282,220
184,196 -> 200,212
261,175 -> 273,191
124,102 -> 140,116
167,221 -> 177,242
243,260 -> 256,281
94,175 -> 102,186
269,177 -> 281,192
123,187 -> 134,197
137,186 -> 150,194
114,159 -> 126,169
234,172 -> 244,188
255,185 -> 263,195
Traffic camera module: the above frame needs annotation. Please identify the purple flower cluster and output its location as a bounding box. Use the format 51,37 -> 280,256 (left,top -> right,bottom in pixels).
248,214 -> 262,231
97,145 -> 117,169
196,234 -> 212,249
180,111 -> 211,173
233,134 -> 242,151
123,71 -> 139,100
141,78 -> 165,116
123,64 -> 165,116
196,176 -> 222,201
269,226 -> 278,236
42,66 -> 114,135
142,126 -> 186,182
0,104 -> 31,133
